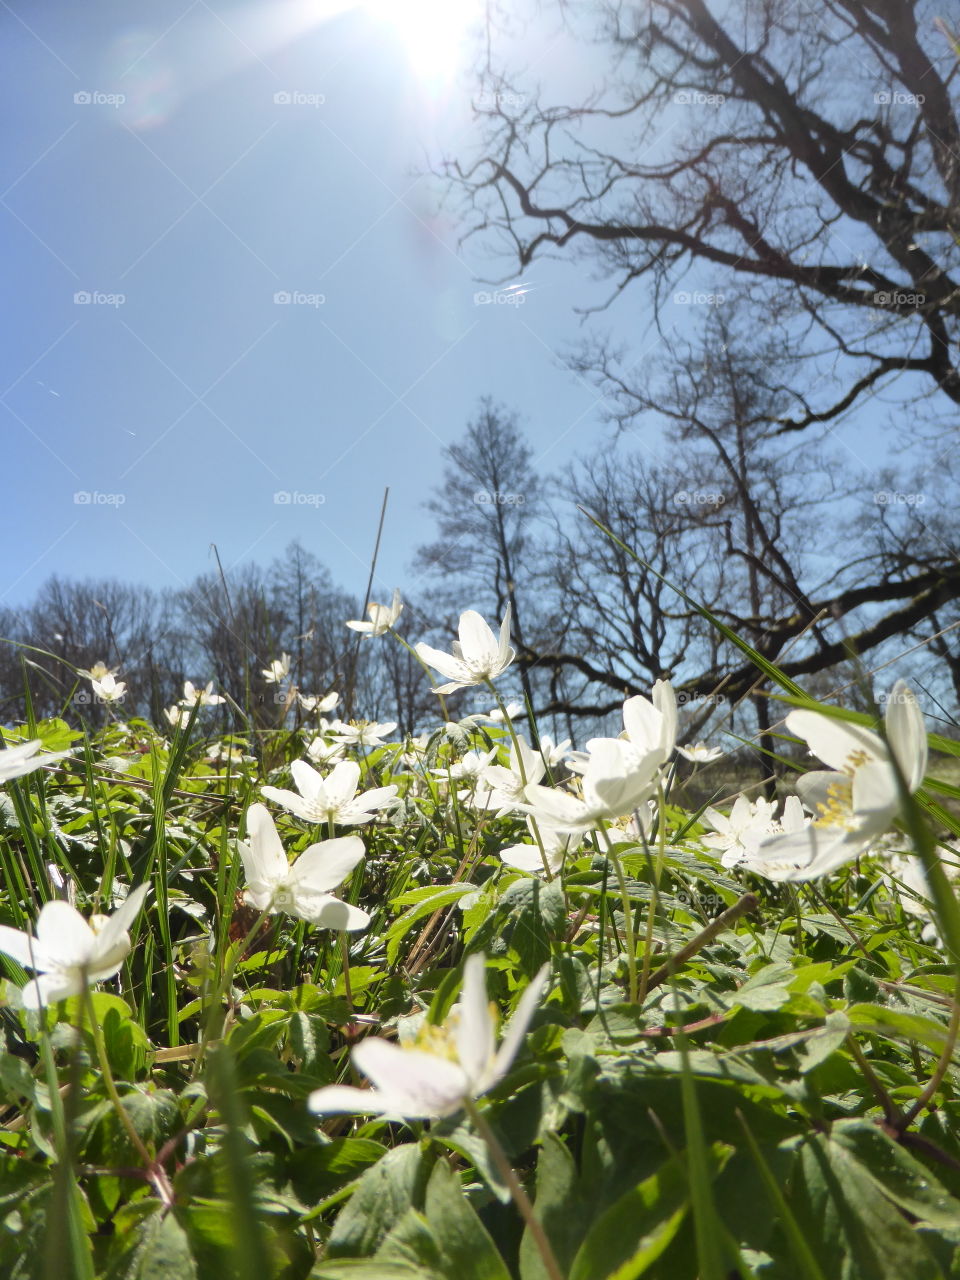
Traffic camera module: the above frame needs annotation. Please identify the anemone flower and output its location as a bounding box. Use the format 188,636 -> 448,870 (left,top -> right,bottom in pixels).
415,606 -> 515,695
262,654 -> 291,684
740,681 -> 927,882
0,883 -> 149,1009
180,681 -> 225,708
238,803 -> 369,929
262,759 -> 397,826
346,588 -> 403,637
308,953 -> 549,1120
522,738 -> 661,834
0,738 -> 72,785
91,672 -> 126,703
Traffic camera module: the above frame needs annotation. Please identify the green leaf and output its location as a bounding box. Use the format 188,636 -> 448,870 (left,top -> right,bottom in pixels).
847,1003 -> 952,1053
386,885 -> 478,965
326,1143 -> 435,1259
135,1211 -> 199,1280
519,1133 -> 582,1280
425,1160 -> 512,1280
733,964 -> 794,1012
790,1130 -> 948,1279
569,1152 -> 691,1280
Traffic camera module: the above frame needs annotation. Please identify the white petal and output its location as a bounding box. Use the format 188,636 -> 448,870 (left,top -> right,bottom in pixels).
324,760 -> 361,810
414,643 -> 470,684
241,804 -> 289,887
488,963 -> 549,1090
20,971 -> 81,1009
352,1039 -> 470,1117
885,682 -> 927,791
0,925 -> 46,971
35,902 -> 96,969
653,680 -> 678,758
496,604 -> 514,671
459,610 -> 497,665
456,955 -> 495,1087
91,883 -> 150,964
288,835 -> 366,894
785,709 -> 885,772
290,759 -> 325,804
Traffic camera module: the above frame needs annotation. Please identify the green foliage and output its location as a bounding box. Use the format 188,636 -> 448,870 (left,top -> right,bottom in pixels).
0,685 -> 959,1280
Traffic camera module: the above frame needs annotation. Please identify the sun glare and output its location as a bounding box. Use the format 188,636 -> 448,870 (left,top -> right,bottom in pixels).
362,0 -> 482,87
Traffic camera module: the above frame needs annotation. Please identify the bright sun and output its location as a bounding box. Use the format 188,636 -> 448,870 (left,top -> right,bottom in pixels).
362,0 -> 483,87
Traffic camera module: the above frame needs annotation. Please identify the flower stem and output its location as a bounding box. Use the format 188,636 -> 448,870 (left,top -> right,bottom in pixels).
81,983 -> 173,1205
391,629 -> 450,722
485,680 -> 553,881
599,824 -> 639,1004
464,1098 -> 564,1280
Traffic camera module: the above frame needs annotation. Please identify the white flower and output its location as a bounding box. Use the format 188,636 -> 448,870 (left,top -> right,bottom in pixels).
0,739 -> 72,785
262,654 -> 291,684
78,661 -> 118,681
305,736 -> 348,766
308,953 -> 549,1119
180,680 -> 225,708
432,748 -> 498,782
522,738 -> 662,834
475,736 -> 546,814
346,588 -> 403,637
164,704 -> 191,729
0,883 -> 149,1009
415,606 -> 515,695
500,818 -> 581,876
299,691 -> 340,714
742,681 -> 927,882
619,681 -> 678,763
238,803 -> 369,929
538,735 -> 573,768
330,719 -> 398,748
701,795 -> 779,869
679,743 -> 723,763
262,759 -> 398,826
91,672 -> 126,703
474,701 -> 524,723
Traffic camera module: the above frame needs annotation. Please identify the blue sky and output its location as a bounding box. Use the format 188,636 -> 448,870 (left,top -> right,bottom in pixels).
1,0 -> 913,620
0,0 -> 620,608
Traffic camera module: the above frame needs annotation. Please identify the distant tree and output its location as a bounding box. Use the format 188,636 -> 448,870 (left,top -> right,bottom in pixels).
413,399 -> 544,726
